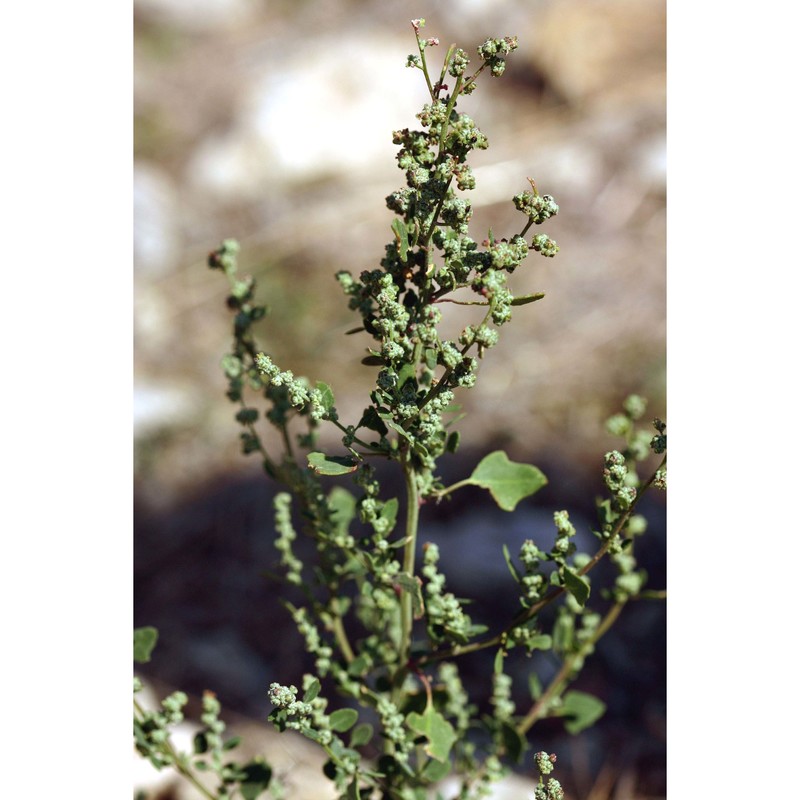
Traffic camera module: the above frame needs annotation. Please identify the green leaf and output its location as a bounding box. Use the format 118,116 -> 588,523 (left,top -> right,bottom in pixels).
239,759 -> 272,800
502,544 -> 521,584
560,690 -> 606,734
493,649 -> 505,675
422,757 -> 452,782
467,451 -> 548,511
510,292 -> 545,306
500,721 -> 527,763
359,406 -> 389,435
394,573 -> 425,619
329,487 -> 357,532
526,634 -> 552,651
308,452 -> 358,475
330,708 -> 359,732
346,777 -> 362,800
303,678 -> 321,703
350,723 -> 374,748
392,218 -> 410,263
406,708 -> 457,763
380,497 -> 399,532
315,381 -> 335,412
528,672 -> 542,700
133,627 -> 158,663
562,567 -> 590,606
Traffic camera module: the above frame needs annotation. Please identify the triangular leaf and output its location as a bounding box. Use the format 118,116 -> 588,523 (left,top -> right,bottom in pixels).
134,627 -> 158,663
315,382 -> 335,412
406,708 -> 457,763
308,452 -> 358,475
560,690 -> 606,734
467,451 -> 547,511
562,567 -> 590,607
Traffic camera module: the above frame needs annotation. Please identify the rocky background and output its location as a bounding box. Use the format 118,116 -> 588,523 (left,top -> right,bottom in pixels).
134,1 -> 666,797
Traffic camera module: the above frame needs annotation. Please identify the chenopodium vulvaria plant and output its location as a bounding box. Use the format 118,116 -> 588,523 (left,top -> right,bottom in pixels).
134,19 -> 666,800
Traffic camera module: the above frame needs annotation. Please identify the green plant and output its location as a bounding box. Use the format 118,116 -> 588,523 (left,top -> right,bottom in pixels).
134,19 -> 666,800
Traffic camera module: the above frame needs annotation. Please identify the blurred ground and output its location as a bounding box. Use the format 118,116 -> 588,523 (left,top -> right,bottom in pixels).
134,1 -> 666,797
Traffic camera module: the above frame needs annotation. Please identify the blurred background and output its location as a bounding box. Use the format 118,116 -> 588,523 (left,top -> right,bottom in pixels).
134,0 -> 666,797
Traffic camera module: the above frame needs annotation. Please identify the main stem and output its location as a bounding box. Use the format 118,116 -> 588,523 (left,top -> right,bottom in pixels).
399,452 -> 420,671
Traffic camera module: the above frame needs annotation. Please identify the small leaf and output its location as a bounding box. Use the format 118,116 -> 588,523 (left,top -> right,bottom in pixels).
361,355 -> 386,366
528,672 -> 542,700
502,544 -> 521,584
193,732 -> 209,755
562,567 -> 590,606
329,487 -> 357,533
346,777 -> 362,800
133,627 -> 158,663
239,759 -> 272,800
330,708 -> 359,732
467,451 -> 548,511
422,757 -> 451,782
379,497 -> 399,534
500,721 -> 527,763
303,678 -> 321,703
394,573 -> 425,619
511,292 -> 545,306
526,634 -> 552,651
315,381 -> 335,412
406,708 -> 457,763
359,407 -> 389,435
560,690 -> 606,734
350,723 -> 374,748
445,431 -> 460,454
308,452 -> 358,475
493,649 -> 505,675
392,218 -> 410,263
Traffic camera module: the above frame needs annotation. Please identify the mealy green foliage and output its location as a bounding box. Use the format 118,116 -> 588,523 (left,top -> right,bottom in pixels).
134,18 -> 666,800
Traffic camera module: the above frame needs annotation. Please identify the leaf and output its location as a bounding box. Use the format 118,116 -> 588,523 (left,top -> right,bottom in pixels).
239,759 -> 272,800
493,649 -> 505,675
329,487 -> 357,533
467,451 -> 548,511
422,757 -> 451,782
359,406 -> 389,436
378,497 -> 399,534
315,381 -> 335,412
500,721 -> 527,763
560,690 -> 606,734
133,627 -> 158,663
350,723 -> 374,748
562,567 -> 590,606
502,544 -> 521,584
394,573 -> 425,619
346,778 -> 362,800
303,678 -> 321,703
406,708 -> 457,763
511,292 -> 545,306
308,452 -> 358,475
330,708 -> 359,732
392,218 -> 410,263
